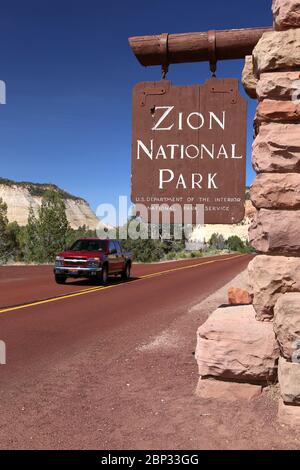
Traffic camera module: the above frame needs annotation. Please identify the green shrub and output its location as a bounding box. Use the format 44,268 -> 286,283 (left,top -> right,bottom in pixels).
166,252 -> 177,260
190,250 -> 203,258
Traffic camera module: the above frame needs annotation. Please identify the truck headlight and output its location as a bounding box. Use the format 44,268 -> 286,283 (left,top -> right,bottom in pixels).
87,257 -> 100,268
55,256 -> 64,267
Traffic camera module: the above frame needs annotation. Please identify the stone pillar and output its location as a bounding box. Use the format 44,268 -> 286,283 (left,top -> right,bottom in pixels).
194,1 -> 300,418
247,0 -> 300,427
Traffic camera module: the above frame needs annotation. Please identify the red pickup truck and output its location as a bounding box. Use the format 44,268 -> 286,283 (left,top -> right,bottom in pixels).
54,238 -> 132,285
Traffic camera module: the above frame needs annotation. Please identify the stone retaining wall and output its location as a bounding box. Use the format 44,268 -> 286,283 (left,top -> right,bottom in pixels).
249,0 -> 300,427
195,0 -> 300,428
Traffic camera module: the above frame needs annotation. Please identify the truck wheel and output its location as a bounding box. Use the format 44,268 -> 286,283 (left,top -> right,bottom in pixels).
55,274 -> 66,284
122,262 -> 131,281
101,265 -> 109,285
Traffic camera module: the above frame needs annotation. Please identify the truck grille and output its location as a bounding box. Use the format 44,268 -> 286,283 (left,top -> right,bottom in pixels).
63,258 -> 87,268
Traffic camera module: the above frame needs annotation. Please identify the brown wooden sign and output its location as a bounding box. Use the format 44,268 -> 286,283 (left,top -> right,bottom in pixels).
131,78 -> 247,224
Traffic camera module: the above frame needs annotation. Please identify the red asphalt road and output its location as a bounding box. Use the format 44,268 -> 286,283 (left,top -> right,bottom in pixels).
0,254 -> 252,449
0,255 -> 247,309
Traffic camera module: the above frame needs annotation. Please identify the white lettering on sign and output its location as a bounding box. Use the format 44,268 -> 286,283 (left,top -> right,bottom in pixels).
137,140 -> 242,160
151,107 -> 226,131
137,105 -> 243,191
151,106 -> 175,131
159,170 -> 218,190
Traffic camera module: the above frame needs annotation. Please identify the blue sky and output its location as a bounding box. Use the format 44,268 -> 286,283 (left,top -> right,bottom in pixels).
0,0 -> 272,214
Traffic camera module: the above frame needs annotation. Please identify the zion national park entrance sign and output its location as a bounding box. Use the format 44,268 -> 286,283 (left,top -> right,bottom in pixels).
131,77 -> 246,224
129,27 -> 272,224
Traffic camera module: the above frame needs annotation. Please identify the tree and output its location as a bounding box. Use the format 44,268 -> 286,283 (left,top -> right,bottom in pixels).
24,191 -> 70,263
226,235 -> 245,252
209,233 -> 225,250
24,205 -> 39,262
36,190 -> 70,262
6,222 -> 23,261
0,198 -> 9,264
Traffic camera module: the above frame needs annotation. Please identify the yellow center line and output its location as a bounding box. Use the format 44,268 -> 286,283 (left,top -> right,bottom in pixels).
0,254 -> 247,315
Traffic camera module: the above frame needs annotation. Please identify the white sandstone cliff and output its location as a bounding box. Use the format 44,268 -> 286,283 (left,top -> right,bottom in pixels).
0,181 -> 100,230
189,199 -> 255,243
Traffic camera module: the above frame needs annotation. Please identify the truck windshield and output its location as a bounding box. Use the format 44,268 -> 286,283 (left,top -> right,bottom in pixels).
70,239 -> 106,252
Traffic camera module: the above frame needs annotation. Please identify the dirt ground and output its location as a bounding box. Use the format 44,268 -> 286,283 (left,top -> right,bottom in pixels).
101,270 -> 300,451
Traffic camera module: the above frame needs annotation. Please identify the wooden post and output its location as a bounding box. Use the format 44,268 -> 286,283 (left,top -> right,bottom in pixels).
129,27 -> 272,67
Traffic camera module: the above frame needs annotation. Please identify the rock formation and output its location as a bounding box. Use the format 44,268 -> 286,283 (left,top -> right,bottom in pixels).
253,29 -> 300,74
227,287 -> 252,305
190,195 -> 255,244
278,357 -> 300,404
196,379 -> 262,401
195,305 -> 279,384
272,0 -> 300,30
250,0 -> 300,428
250,173 -> 300,209
252,123 -> 300,173
242,55 -> 258,99
248,256 -> 300,321
278,398 -> 300,427
274,293 -> 300,360
256,71 -> 300,101
249,209 -> 300,255
0,178 -> 100,230
195,1 -> 300,427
